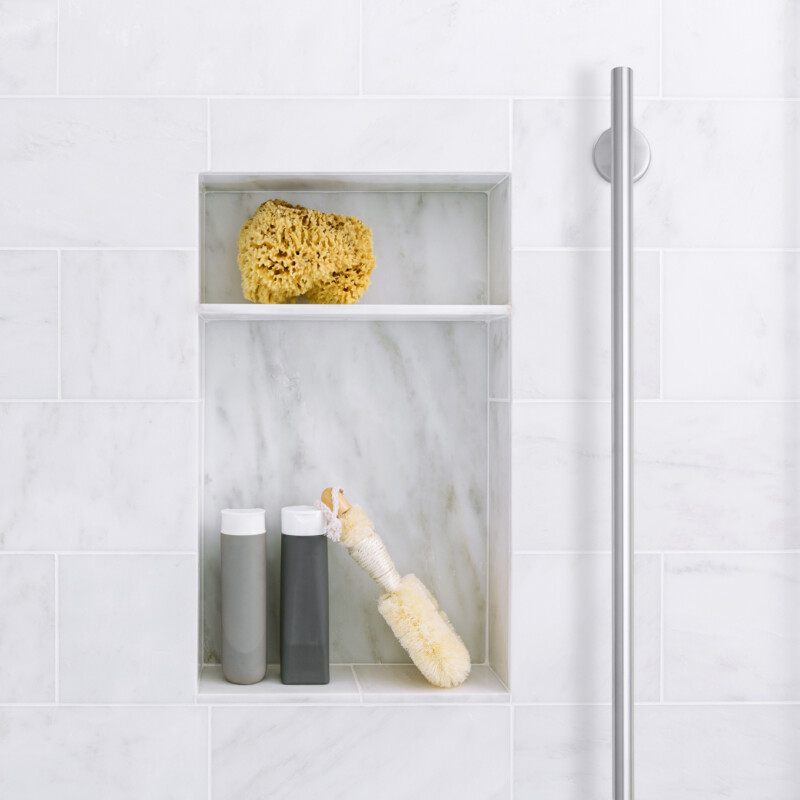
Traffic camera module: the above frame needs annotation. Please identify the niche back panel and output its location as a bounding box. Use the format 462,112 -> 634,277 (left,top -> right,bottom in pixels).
202,320 -> 488,665
203,191 -> 489,305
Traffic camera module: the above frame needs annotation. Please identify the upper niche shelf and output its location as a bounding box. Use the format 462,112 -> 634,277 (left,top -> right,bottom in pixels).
199,303 -> 510,322
200,172 -> 510,309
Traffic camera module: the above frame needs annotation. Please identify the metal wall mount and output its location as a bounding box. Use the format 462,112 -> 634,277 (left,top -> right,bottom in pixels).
593,128 -> 652,183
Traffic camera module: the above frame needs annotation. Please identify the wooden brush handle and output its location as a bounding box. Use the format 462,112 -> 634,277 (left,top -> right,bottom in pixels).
321,488 -> 351,516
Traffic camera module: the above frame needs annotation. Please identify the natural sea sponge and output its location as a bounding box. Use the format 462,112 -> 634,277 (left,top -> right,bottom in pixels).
237,200 -> 375,304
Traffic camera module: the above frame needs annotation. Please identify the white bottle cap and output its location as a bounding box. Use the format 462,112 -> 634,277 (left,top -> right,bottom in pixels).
281,505 -> 325,537
220,508 -> 266,536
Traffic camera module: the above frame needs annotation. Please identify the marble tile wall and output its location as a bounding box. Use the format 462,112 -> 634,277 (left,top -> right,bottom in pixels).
1,1 -> 799,797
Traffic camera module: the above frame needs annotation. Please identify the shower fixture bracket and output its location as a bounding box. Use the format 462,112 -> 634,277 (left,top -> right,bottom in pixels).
593,128 -> 651,183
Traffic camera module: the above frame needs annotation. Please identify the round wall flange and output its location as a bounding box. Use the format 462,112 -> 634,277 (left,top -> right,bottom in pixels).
593,129 -> 651,183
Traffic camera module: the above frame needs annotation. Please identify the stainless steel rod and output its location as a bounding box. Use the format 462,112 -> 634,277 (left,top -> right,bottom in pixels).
612,65 -> 634,800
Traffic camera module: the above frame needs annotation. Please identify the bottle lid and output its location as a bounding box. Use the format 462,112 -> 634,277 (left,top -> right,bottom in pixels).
220,508 -> 266,536
281,505 -> 325,537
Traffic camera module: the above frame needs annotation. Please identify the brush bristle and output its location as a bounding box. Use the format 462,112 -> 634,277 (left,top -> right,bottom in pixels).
378,574 -> 471,688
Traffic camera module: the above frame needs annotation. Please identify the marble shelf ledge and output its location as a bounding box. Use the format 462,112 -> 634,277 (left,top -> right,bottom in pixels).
199,304 -> 511,322
198,664 -> 509,705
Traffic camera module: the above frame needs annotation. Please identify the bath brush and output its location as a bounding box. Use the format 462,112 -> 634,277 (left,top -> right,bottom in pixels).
319,488 -> 471,689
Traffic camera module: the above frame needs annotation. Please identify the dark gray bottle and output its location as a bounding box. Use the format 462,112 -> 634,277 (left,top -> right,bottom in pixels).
220,508 -> 267,685
280,505 -> 329,685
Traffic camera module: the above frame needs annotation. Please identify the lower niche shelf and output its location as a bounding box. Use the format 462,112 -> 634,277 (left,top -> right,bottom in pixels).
198,664 -> 509,705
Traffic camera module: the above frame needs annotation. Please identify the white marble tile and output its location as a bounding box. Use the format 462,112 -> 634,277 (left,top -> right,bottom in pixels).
488,401 -> 510,684
515,705 -> 800,800
198,665 -> 359,704
61,251 -> 198,399
202,321 -> 487,665
512,251 -> 660,399
60,0 -> 359,95
512,100 -> 608,248
0,403 -> 197,551
512,402 -> 610,553
0,555 -> 54,702
489,320 -> 509,400
0,707 -> 207,799
0,100 -> 206,247
663,252 -> 800,400
664,554 -> 800,701
355,664 -> 508,704
513,401 -> 800,553
59,555 -> 196,703
488,179 -> 510,305
636,705 -> 800,800
362,0 -> 659,97
513,100 -> 800,249
212,705 -> 510,799
637,402 -> 800,551
637,100 -> 800,249
514,705 -> 610,800
203,190 -> 489,304
511,554 -> 660,702
663,0 -> 800,97
0,251 -> 58,399
209,100 -> 509,173
0,0 -> 57,94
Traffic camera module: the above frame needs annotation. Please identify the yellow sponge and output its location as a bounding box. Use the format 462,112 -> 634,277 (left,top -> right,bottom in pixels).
237,200 -> 375,304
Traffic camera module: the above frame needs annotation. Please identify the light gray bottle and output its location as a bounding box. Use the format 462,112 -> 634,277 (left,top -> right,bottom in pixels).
280,505 -> 330,685
220,508 -> 267,685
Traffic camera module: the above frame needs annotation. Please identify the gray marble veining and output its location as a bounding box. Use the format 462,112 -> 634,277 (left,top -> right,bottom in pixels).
203,320 -> 488,665
203,191 -> 488,305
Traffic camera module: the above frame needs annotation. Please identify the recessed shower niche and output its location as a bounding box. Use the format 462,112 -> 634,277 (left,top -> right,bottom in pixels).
199,174 -> 511,701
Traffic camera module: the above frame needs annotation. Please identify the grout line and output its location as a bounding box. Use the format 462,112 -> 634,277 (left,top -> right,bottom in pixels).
513,246 -> 800,254
512,549 -> 800,556
3,699 -> 798,708
638,700 -> 800,707
509,398 -> 800,405
196,701 -> 511,708
660,553 -> 665,703
56,250 -> 62,400
510,700 -> 800,707
0,701 -> 508,709
513,550 -> 611,556
659,249 -> 664,399
54,555 -> 59,703
511,399 -> 611,404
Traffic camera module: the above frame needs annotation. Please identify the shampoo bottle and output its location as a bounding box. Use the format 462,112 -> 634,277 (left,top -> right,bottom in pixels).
220,508 -> 267,685
280,505 -> 330,685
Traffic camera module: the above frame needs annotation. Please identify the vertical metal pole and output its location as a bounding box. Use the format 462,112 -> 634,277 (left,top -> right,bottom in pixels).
611,66 -> 634,800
